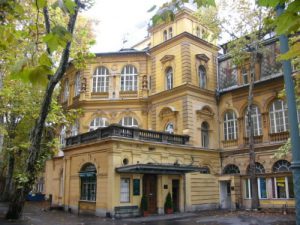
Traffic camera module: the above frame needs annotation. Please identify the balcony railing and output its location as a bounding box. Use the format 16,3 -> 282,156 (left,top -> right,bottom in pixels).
66,124 -> 190,147
222,139 -> 238,148
243,135 -> 263,145
269,131 -> 289,143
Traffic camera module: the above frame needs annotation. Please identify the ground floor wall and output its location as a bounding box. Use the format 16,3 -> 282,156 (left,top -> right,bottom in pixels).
44,139 -> 221,217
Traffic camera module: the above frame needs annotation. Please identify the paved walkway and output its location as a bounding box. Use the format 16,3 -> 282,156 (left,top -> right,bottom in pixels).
0,202 -> 296,225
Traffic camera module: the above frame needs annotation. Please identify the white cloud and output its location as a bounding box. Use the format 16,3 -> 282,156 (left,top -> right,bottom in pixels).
83,0 -> 167,53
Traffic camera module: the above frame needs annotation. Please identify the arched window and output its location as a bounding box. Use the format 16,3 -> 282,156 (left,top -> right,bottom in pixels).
79,163 -> 97,201
163,30 -> 168,41
223,164 -> 240,174
168,27 -> 173,39
199,66 -> 207,88
165,122 -> 174,133
196,26 -> 201,37
201,121 -> 209,148
74,71 -> 81,96
272,160 -> 293,199
223,110 -> 237,140
272,160 -> 291,172
246,162 -> 265,174
71,119 -> 79,136
63,79 -> 69,102
119,117 -> 138,127
89,117 -> 109,131
269,99 -> 288,133
245,105 -> 262,137
93,66 -> 109,92
121,65 -> 138,91
165,67 -> 173,90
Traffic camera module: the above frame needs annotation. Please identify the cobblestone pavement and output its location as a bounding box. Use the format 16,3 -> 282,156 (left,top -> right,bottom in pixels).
0,202 -> 296,225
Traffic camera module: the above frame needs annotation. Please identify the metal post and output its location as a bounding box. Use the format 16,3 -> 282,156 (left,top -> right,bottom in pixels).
276,4 -> 300,224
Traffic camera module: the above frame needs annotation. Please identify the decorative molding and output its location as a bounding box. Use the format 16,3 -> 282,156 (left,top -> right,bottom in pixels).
195,54 -> 210,62
160,55 -> 175,64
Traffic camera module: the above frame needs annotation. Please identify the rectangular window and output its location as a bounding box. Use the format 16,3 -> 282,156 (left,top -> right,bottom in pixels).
120,178 -> 130,203
245,178 -> 267,199
80,176 -> 96,201
242,68 -> 248,84
272,177 -> 294,199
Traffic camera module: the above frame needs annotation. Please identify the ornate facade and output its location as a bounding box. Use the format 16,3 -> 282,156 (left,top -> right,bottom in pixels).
44,7 -> 297,217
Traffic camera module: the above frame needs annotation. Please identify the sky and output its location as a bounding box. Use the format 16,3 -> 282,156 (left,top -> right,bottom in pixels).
83,0 -> 167,53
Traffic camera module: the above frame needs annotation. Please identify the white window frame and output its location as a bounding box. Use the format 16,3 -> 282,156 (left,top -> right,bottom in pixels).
269,99 -> 288,133
242,67 -> 248,84
196,26 -> 201,37
119,117 -> 138,128
245,178 -> 267,199
245,105 -> 262,137
165,67 -> 173,90
168,27 -> 173,39
63,79 -> 69,102
223,111 -> 237,140
60,126 -> 66,147
199,66 -> 207,89
121,65 -> 138,92
93,66 -> 109,92
273,177 -> 294,199
163,30 -> 168,41
74,71 -> 81,96
71,120 -> 79,136
120,178 -> 130,203
89,117 -> 109,131
165,122 -> 174,133
201,122 -> 209,148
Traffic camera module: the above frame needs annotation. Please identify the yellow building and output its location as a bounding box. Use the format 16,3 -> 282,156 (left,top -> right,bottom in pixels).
44,6 -> 297,217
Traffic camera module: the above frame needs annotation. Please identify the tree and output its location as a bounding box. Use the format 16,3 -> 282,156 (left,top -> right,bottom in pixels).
196,0 -> 274,210
258,0 -> 300,158
0,0 -> 94,219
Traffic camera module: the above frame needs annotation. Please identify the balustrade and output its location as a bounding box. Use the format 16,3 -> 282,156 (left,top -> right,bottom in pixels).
66,124 -> 189,147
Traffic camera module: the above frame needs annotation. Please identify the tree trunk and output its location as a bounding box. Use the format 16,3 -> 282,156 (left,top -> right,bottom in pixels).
248,51 -> 259,210
5,2 -> 80,219
1,152 -> 15,201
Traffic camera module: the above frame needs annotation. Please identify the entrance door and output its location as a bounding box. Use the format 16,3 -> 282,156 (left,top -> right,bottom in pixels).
220,181 -> 231,209
143,174 -> 157,214
172,179 -> 179,212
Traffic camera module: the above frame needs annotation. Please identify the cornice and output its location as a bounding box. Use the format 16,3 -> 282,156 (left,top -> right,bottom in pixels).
149,32 -> 219,53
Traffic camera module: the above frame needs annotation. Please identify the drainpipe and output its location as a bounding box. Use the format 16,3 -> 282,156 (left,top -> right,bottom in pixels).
276,4 -> 300,225
183,173 -> 186,212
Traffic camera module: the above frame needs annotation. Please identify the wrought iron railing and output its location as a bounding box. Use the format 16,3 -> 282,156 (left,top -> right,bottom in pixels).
66,124 -> 190,147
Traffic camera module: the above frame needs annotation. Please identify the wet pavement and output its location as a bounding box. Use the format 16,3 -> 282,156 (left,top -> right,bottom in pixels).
0,202 -> 296,225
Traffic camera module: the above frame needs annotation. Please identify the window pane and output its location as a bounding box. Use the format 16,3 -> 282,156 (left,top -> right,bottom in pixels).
288,176 -> 294,198
120,178 -> 130,202
276,177 -> 286,198
259,178 -> 267,199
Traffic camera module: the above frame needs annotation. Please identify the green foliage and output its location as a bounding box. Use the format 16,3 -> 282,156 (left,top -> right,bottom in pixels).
164,192 -> 173,209
149,0 -> 216,26
258,0 -> 300,60
140,195 -> 148,211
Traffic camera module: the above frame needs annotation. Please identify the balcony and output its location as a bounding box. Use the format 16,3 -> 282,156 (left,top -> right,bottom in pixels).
66,124 -> 190,147
222,139 -> 238,148
269,131 -> 289,143
243,135 -> 263,146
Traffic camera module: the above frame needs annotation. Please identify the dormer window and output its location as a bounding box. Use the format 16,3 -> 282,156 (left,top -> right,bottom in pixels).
168,27 -> 173,39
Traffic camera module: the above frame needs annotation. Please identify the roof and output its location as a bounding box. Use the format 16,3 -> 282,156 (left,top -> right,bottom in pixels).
115,163 -> 209,174
94,48 -> 148,57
